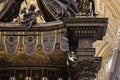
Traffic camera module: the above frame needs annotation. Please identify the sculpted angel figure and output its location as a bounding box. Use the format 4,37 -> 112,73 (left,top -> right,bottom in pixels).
76,0 -> 98,16
20,4 -> 36,28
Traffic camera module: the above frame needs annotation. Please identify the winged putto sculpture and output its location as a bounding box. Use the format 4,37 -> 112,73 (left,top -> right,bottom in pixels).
0,0 -> 98,23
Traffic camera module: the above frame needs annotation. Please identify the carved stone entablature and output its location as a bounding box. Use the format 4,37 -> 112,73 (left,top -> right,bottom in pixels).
63,17 -> 108,25
76,48 -> 95,57
0,22 -> 69,68
0,17 -> 107,68
0,43 -> 68,67
0,21 -> 64,31
0,1 -> 109,80
69,57 -> 102,80
63,17 -> 108,41
63,17 -> 108,39
0,55 -> 11,65
62,17 -> 108,53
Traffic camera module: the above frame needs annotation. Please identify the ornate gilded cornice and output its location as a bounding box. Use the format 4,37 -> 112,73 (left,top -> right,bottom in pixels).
0,21 -> 64,31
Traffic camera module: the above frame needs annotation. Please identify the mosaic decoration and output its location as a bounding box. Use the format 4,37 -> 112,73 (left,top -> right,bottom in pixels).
42,31 -> 56,55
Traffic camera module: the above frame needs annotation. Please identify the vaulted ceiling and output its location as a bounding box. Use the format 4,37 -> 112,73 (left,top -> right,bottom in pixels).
94,0 -> 120,56
94,0 -> 120,80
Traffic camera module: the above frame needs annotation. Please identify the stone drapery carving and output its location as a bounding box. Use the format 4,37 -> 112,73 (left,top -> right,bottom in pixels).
37,0 -> 78,21
0,0 -> 24,22
37,0 -> 98,21
0,0 -> 98,22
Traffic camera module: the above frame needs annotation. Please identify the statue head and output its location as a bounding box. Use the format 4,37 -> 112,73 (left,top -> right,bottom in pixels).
29,4 -> 36,11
